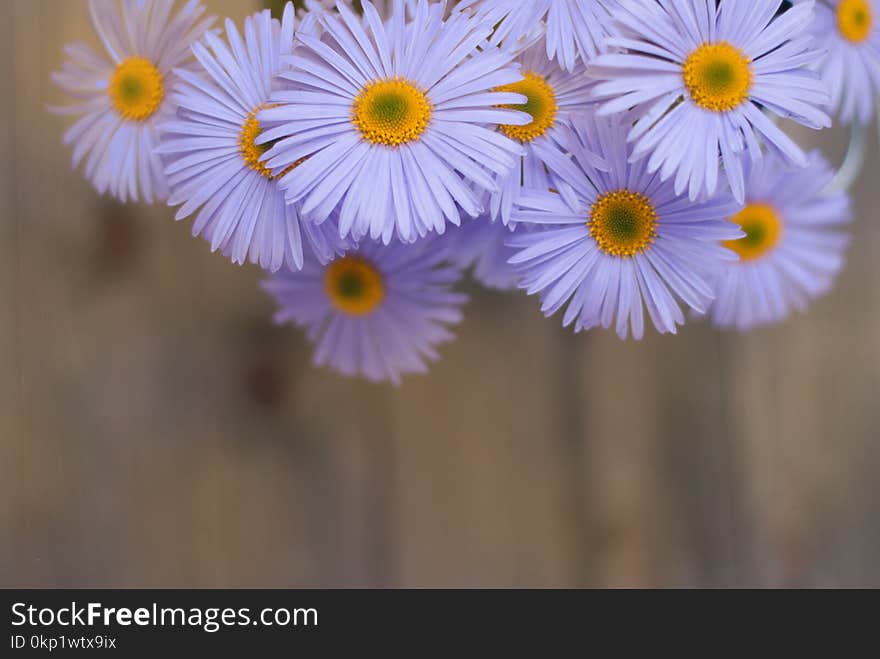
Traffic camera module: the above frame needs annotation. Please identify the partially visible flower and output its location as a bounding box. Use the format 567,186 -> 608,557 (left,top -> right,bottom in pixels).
508,114 -> 743,340
802,0 -> 880,124
158,5 -> 344,272
262,238 -> 467,384
456,0 -> 616,70
447,217 -> 519,291
296,0 -> 339,16
706,151 -> 851,329
590,0 -> 830,203
297,0 -> 401,20
51,0 -> 214,203
490,36 -> 598,225
259,0 -> 530,245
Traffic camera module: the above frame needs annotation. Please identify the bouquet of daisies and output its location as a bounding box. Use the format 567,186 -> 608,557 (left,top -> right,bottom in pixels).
52,0 -> 876,383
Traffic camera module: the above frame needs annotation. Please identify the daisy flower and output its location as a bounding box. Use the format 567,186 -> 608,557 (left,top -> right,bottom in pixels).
447,216 -> 519,291
706,150 -> 851,329
258,0 -> 531,245
489,35 -> 598,225
158,5 -> 345,272
262,238 -> 468,384
51,0 -> 214,203
508,114 -> 743,340
456,0 -> 617,70
801,0 -> 880,124
590,0 -> 831,203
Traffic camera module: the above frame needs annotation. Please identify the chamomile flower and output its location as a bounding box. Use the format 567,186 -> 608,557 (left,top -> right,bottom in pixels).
51,0 -> 214,203
490,36 -> 598,225
262,238 -> 467,384
802,0 -> 880,124
447,216 -> 519,291
456,0 -> 617,70
706,151 -> 851,329
508,114 -> 743,340
590,0 -> 831,203
158,5 -> 344,272
258,0 -> 531,245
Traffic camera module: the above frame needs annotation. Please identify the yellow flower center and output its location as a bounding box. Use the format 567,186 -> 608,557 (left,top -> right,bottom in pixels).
838,0 -> 873,43
496,71 -> 559,143
108,57 -> 165,122
682,42 -> 753,113
588,189 -> 659,258
724,203 -> 782,261
239,106 -> 304,180
351,77 -> 432,147
324,256 -> 385,315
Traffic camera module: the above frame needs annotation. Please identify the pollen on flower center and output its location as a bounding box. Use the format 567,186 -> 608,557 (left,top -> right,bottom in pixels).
588,189 -> 659,258
351,77 -> 432,147
325,256 -> 386,315
724,202 -> 782,261
496,71 -> 559,142
682,42 -> 753,113
239,106 -> 303,180
838,0 -> 873,43
108,56 -> 165,122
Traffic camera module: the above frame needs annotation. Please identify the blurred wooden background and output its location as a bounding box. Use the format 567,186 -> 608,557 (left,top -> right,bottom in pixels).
2,0 -> 880,588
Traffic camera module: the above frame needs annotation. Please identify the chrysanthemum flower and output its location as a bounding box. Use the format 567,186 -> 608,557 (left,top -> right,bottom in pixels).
508,114 -> 743,340
801,0 -> 880,124
706,151 -> 851,329
51,0 -> 214,203
456,0 -> 616,71
158,5 -> 345,272
590,0 -> 831,203
262,238 -> 467,384
258,0 -> 531,244
447,217 -> 519,291
489,36 -> 598,225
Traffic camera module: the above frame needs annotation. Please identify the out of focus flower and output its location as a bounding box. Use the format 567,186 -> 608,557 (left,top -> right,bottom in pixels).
51,0 -> 214,202
508,114 -> 743,340
706,151 -> 851,329
263,238 -> 467,384
591,0 -> 830,203
447,217 -> 519,291
159,5 -> 344,272
258,0 -> 530,244
456,0 -> 616,70
804,0 -> 880,124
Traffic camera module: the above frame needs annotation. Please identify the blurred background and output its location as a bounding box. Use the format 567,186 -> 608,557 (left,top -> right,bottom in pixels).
2,0 -> 880,588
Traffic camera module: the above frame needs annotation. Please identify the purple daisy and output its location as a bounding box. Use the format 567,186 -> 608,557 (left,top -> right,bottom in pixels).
262,237 -> 467,384
801,0 -> 880,124
257,0 -> 530,245
508,113 -> 743,340
50,0 -> 215,203
707,150 -> 851,329
158,5 -> 346,272
456,0 -> 618,71
590,0 -> 831,203
489,35 -> 599,226
447,216 -> 520,291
